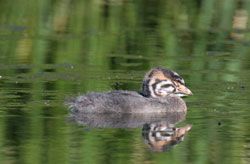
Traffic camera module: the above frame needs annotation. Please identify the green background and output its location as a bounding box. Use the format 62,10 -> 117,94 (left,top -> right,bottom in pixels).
0,0 -> 250,163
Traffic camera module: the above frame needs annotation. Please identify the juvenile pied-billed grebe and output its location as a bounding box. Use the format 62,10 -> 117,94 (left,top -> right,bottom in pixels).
68,67 -> 192,114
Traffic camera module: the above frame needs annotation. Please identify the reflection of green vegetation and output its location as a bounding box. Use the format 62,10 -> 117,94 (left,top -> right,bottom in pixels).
0,0 -> 250,163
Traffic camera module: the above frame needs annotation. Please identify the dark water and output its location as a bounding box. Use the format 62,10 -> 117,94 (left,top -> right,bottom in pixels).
1,0 -> 250,164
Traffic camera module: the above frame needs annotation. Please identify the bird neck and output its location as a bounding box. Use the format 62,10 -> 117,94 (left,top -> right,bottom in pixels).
141,79 -> 153,97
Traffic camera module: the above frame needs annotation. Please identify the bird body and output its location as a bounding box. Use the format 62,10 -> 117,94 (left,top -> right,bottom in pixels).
69,90 -> 187,114
68,67 -> 192,114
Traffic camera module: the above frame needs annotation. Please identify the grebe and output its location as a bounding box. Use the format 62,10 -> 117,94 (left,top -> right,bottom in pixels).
68,67 -> 192,114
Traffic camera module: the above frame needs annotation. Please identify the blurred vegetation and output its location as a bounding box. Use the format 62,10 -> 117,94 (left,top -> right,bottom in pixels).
0,0 -> 250,163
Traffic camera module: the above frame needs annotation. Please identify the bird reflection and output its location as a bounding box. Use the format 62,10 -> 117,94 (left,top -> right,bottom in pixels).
142,122 -> 192,152
69,110 -> 191,152
69,111 -> 186,128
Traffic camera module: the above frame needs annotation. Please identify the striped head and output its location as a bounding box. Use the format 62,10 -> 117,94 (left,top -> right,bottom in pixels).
142,67 -> 192,98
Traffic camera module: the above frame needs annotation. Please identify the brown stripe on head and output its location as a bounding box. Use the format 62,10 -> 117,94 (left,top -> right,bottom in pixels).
146,68 -> 170,81
148,67 -> 185,85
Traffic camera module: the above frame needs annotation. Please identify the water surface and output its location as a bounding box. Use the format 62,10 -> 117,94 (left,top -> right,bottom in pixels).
0,0 -> 250,164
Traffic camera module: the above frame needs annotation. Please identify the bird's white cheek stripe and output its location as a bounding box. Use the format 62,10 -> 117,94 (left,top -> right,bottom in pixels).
155,83 -> 162,94
156,81 -> 173,95
149,79 -> 157,97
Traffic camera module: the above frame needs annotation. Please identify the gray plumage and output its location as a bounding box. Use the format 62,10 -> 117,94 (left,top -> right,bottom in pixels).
68,90 -> 187,114
69,112 -> 186,128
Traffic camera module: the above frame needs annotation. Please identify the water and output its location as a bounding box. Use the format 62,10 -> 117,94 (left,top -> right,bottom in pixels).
1,0 -> 250,164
